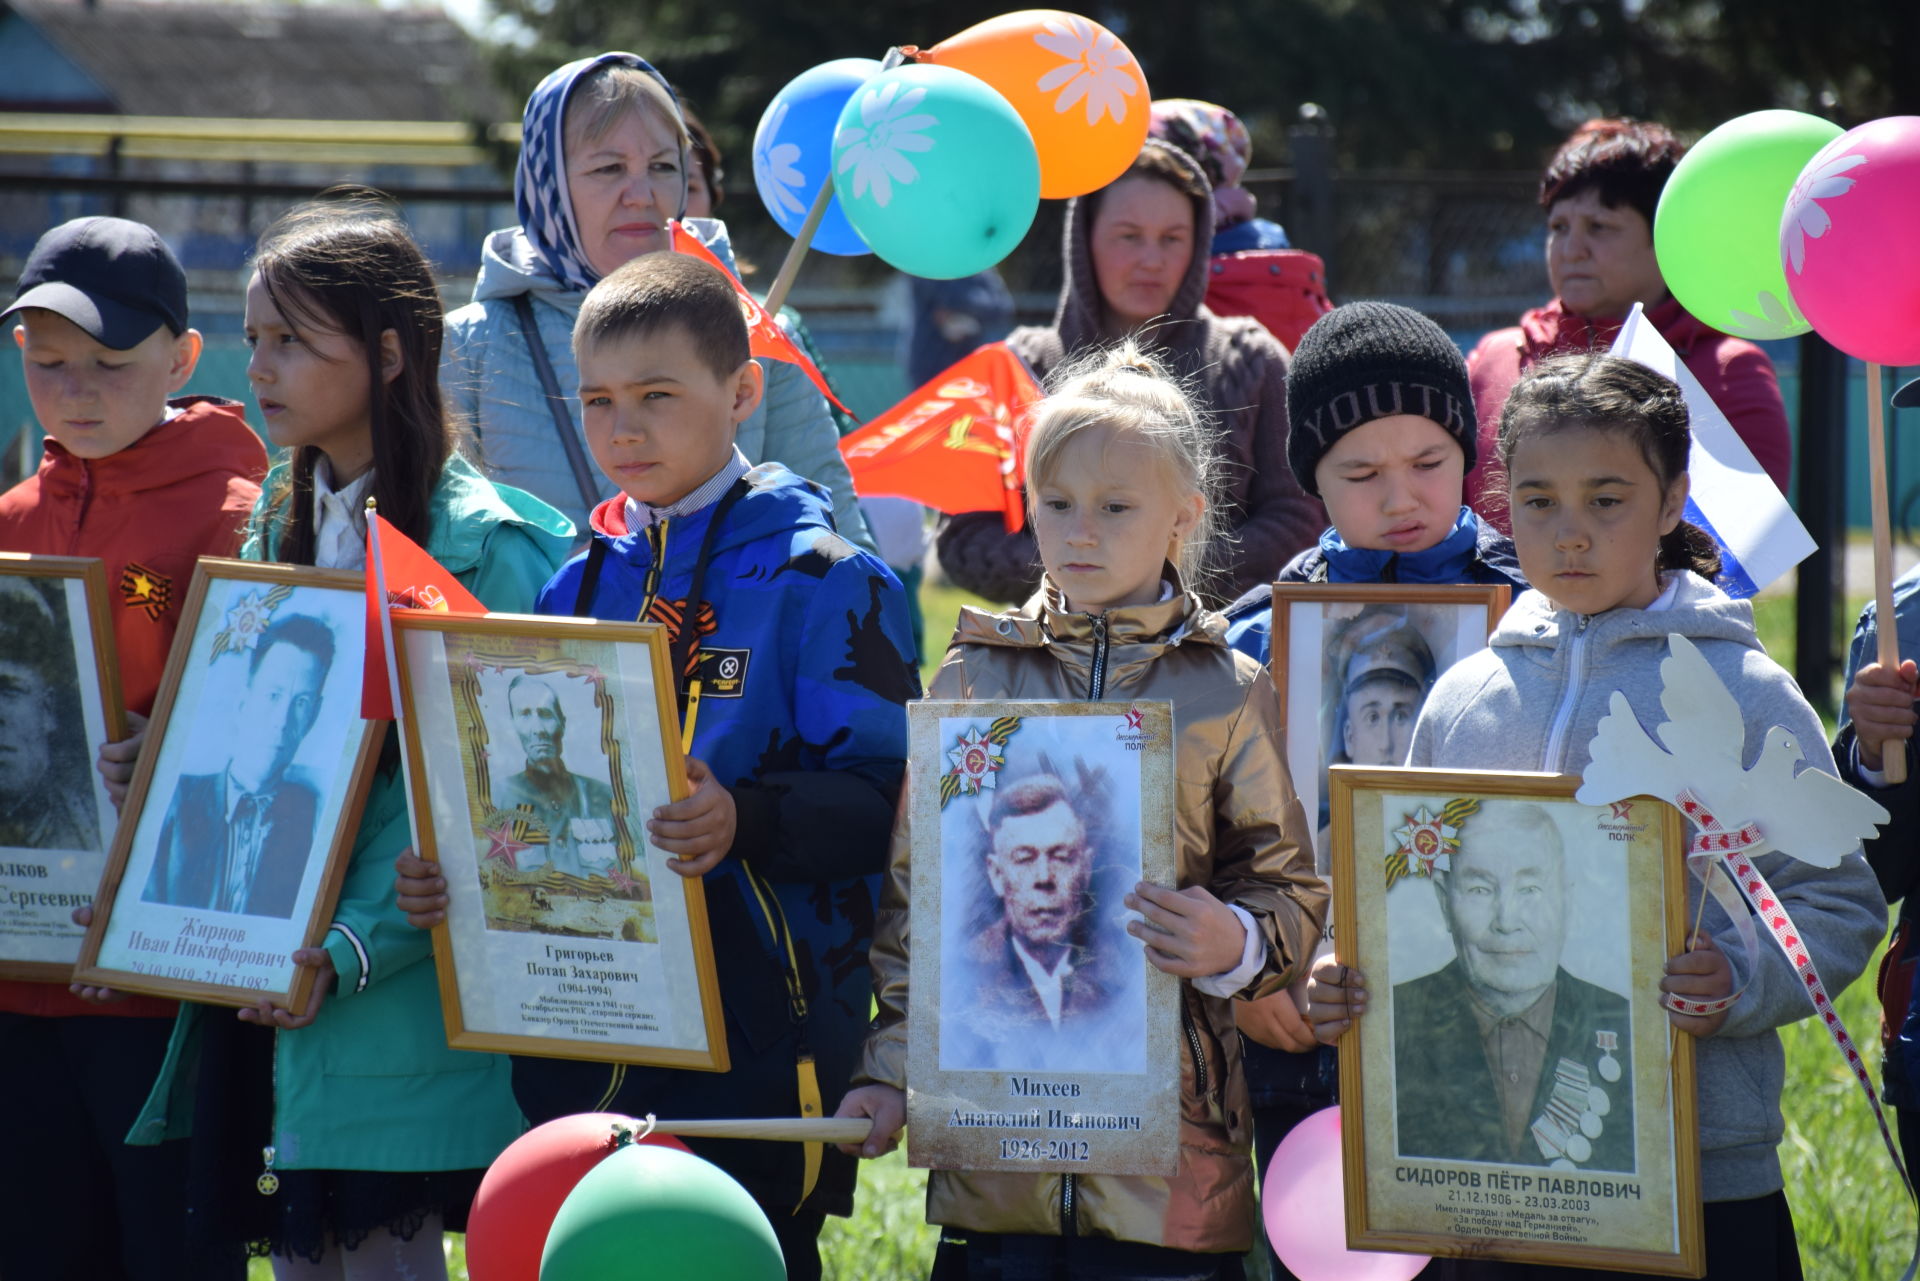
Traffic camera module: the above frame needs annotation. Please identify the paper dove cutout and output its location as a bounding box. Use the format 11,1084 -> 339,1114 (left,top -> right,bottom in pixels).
1576,633 -> 1887,867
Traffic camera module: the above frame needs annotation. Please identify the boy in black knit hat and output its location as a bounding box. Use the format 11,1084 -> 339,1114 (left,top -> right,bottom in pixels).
1218,300 -> 1528,1280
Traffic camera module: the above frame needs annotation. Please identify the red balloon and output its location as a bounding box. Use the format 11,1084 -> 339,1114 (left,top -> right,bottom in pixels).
465,1112 -> 690,1281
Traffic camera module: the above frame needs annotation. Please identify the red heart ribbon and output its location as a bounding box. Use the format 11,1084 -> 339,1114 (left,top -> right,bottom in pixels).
1670,789 -> 1913,1213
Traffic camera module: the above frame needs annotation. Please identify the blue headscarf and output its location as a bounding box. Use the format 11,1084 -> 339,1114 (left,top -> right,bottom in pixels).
515,51 -> 687,294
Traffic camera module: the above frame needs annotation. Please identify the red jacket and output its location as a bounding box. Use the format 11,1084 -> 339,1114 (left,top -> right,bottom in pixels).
1463,296 -> 1794,532
0,395 -> 265,1018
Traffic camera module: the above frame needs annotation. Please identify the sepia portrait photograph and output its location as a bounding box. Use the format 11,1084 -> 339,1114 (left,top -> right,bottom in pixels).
1272,583 -> 1510,879
0,555 -> 124,979
394,611 -> 726,1070
77,561 -> 382,1007
907,700 -> 1183,1178
444,636 -> 652,943
1328,767 -> 1701,1275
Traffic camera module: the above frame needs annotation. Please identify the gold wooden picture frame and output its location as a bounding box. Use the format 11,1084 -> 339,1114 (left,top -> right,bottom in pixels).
905,699 -> 1183,1177
1329,766 -> 1704,1277
76,558 -> 385,1010
0,552 -> 127,981
391,609 -> 728,1072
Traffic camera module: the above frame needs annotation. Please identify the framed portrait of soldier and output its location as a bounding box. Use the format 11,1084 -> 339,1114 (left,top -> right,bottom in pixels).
76,560 -> 385,1010
389,609 -> 728,1072
1270,584 -> 1510,882
1328,766 -> 1703,1275
904,700 -> 1182,1177
0,554 -> 126,980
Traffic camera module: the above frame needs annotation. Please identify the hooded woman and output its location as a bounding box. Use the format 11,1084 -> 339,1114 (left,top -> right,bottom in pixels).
934,138 -> 1324,606
441,53 -> 871,547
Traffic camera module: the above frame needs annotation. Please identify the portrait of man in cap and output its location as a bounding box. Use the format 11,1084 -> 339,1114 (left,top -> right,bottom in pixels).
142,613 -> 335,918
0,578 -> 102,853
942,768 -> 1146,1074
489,672 -> 619,879
1391,799 -> 1634,1172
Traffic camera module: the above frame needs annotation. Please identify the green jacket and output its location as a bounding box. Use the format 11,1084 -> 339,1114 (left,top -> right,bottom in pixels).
129,453 -> 573,1171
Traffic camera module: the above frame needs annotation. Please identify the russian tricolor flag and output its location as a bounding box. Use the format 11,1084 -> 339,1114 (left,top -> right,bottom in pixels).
1608,303 -> 1816,597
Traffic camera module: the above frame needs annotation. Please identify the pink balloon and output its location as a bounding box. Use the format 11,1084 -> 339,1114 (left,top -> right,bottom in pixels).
1781,115 -> 1920,366
1263,1106 -> 1429,1281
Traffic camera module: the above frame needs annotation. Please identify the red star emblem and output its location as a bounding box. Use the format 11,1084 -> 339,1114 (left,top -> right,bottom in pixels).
1123,707 -> 1144,731
1609,801 -> 1635,820
483,822 -> 529,871
609,865 -> 638,894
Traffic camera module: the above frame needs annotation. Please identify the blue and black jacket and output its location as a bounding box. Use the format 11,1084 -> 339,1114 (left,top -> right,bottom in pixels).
516,462 -> 918,1215
1221,505 -> 1527,665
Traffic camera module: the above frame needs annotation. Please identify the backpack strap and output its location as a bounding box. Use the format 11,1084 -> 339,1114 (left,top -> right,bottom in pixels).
571,536 -> 608,616
510,293 -> 603,515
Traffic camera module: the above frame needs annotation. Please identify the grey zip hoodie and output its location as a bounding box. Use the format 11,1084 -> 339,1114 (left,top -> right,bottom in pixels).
1408,572 -> 1885,1201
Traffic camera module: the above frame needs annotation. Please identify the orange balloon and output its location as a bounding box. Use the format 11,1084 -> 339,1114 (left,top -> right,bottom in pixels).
919,10 -> 1150,200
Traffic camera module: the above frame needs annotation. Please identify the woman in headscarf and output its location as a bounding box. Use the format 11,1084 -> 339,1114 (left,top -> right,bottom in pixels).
441,53 -> 871,547
934,137 -> 1324,606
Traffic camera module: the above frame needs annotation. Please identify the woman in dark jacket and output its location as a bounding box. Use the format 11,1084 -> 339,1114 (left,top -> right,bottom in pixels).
936,139 -> 1324,606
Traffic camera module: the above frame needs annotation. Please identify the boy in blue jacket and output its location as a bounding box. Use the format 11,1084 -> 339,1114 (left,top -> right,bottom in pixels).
400,253 -> 916,1279
1216,302 -> 1525,1279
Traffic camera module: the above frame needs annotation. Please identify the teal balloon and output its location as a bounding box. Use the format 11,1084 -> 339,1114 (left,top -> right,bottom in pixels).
1654,109 -> 1843,340
539,1143 -> 784,1281
830,63 -> 1039,280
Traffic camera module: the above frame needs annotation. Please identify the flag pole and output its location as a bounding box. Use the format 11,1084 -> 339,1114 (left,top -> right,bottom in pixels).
760,46 -> 908,319
367,499 -> 431,872
1866,362 -> 1906,784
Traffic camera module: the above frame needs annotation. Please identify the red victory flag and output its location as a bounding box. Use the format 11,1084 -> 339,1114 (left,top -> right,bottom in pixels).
837,343 -> 1043,533
362,511 -> 485,720
668,221 -> 856,420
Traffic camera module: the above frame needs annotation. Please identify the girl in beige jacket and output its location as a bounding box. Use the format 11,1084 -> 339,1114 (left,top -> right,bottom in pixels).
838,342 -> 1326,1276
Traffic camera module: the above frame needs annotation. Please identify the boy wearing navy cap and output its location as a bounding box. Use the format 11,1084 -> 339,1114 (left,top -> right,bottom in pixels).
0,216 -> 264,1280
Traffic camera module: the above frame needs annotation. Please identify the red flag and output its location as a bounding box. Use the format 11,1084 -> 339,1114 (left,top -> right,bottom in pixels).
668,221 -> 857,421
362,512 -> 486,721
837,343 -> 1043,533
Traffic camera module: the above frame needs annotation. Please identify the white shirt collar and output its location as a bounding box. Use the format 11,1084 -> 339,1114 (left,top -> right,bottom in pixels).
622,448 -> 751,534
312,457 -> 375,571
1009,934 -> 1073,1028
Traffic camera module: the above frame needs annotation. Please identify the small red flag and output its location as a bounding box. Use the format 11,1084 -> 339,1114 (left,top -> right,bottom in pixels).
837,343 -> 1043,533
668,221 -> 857,421
362,513 -> 485,721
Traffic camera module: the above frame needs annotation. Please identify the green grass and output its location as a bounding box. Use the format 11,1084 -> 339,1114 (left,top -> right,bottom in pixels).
240,583 -> 1907,1280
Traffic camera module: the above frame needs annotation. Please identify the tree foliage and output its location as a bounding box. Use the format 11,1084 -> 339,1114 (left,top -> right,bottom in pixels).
481,0 -> 1914,176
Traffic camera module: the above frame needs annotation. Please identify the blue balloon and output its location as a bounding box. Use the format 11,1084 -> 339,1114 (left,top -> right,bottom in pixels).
752,58 -> 880,257
830,64 -> 1039,280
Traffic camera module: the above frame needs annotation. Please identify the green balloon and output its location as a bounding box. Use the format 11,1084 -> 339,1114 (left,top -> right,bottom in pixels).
1655,109 -> 1842,340
540,1144 -> 785,1281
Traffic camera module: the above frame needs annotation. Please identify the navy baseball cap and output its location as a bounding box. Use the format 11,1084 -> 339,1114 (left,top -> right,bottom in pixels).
4,216 -> 188,349
1896,377 -> 1920,411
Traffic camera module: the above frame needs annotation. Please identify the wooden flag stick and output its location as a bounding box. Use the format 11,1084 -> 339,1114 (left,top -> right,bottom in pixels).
1867,361 -> 1907,784
760,46 -> 908,319
643,1116 -> 876,1144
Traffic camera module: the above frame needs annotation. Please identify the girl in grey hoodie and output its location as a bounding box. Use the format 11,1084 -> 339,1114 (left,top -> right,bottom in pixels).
1308,354 -> 1884,1279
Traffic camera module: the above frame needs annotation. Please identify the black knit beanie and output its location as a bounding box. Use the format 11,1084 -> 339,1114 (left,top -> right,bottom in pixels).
1285,301 -> 1477,495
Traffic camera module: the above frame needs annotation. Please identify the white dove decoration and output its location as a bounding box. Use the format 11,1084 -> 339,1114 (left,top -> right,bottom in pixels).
1575,632 -> 1887,864
1575,633 -> 1916,1237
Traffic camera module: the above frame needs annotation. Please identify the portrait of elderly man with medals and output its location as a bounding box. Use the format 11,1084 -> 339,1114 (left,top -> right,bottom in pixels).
1392,798 -> 1634,1172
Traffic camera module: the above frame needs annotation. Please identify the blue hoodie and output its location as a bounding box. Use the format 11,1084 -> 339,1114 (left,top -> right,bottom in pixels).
522,461 -> 917,1214
1222,506 -> 1527,665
